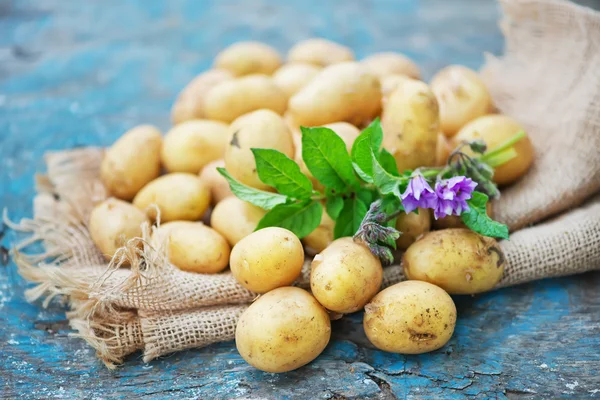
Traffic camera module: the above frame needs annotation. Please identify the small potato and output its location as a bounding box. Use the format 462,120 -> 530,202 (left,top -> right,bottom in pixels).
310,238 -> 383,314
224,109 -> 294,190
435,132 -> 453,166
273,63 -> 321,98
381,74 -> 411,105
161,120 -> 229,174
198,159 -> 233,204
287,38 -> 354,67
395,209 -> 431,250
210,197 -> 266,245
452,115 -> 534,185
430,65 -> 492,137
235,287 -> 331,373
289,62 -> 381,127
214,41 -> 282,76
303,211 -> 334,254
89,198 -> 149,260
133,173 -> 210,222
364,281 -> 457,354
432,202 -> 493,230
403,228 -> 505,294
100,125 -> 162,201
204,74 -> 287,123
382,79 -> 439,171
230,227 -> 304,293
362,52 -> 421,80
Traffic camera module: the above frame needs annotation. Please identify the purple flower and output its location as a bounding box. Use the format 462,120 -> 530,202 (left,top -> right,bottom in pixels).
433,176 -> 477,219
401,175 -> 437,214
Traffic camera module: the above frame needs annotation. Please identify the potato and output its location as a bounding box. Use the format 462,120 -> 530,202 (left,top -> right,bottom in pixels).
303,211 -> 334,254
161,120 -> 229,174
381,74 -> 411,105
235,287 -> 331,373
364,281 -> 456,354
214,41 -> 282,76
273,63 -> 321,98
287,38 -> 354,67
435,131 -> 453,166
403,228 -> 505,294
89,198 -> 149,260
204,74 -> 287,123
395,208 -> 431,250
171,69 -> 234,124
100,125 -> 162,201
452,115 -> 534,185
430,65 -> 492,137
133,173 -> 210,222
310,237 -> 383,314
288,62 -> 381,127
224,109 -> 294,190
210,197 -> 266,245
198,159 -> 233,204
362,52 -> 421,80
432,202 -> 493,230
382,79 -> 439,171
152,221 -> 229,273
230,227 -> 304,293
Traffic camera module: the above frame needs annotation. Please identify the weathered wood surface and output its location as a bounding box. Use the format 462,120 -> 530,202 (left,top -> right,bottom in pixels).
1,0 -> 599,398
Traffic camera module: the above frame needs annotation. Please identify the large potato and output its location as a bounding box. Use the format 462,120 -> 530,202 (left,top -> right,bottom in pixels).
198,159 -> 233,205
204,74 -> 287,123
303,211 -> 334,254
380,74 -> 411,105
382,79 -> 439,171
89,198 -> 149,260
230,227 -> 304,293
403,228 -> 505,294
395,208 -> 431,250
364,281 -> 456,354
362,52 -> 421,80
100,125 -> 162,201
210,197 -> 266,245
214,41 -> 282,76
310,238 -> 383,314
133,173 -> 210,222
287,38 -> 354,67
235,287 -> 331,373
288,62 -> 381,127
161,120 -> 229,174
435,131 -> 453,166
272,63 -> 321,98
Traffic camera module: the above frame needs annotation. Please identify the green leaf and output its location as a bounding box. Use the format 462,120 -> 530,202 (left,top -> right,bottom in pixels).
217,168 -> 289,210
353,162 -> 373,183
379,148 -> 400,176
351,118 -> 383,179
357,188 -> 377,205
251,148 -> 313,199
334,197 -> 368,239
325,196 -> 344,220
371,151 -> 406,199
256,201 -> 323,239
461,192 -> 509,240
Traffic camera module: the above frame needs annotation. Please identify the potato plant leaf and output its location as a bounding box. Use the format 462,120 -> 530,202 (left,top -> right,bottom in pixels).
461,191 -> 509,239
256,201 -> 323,239
252,148 -> 314,199
325,195 -> 344,220
334,197 -> 368,239
379,148 -> 400,176
351,118 -> 383,180
217,168 -> 289,210
371,151 -> 405,200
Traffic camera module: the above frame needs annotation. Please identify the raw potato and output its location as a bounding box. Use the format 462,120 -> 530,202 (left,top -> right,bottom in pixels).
210,196 -> 266,245
161,120 -> 229,174
452,115 -> 534,185
204,74 -> 287,123
382,79 -> 439,171
133,173 -> 210,222
89,198 -> 149,260
436,132 -> 453,166
303,211 -> 334,254
432,202 -> 493,230
224,109 -> 294,190
152,221 -> 230,274
287,38 -> 354,67
214,41 -> 282,76
364,281 -> 457,354
288,62 -> 381,127
100,125 -> 162,201
230,227 -> 304,293
431,65 -> 492,137
362,52 -> 421,79
273,63 -> 321,98
381,74 -> 411,105
310,237 -> 383,314
403,228 -> 505,294
198,159 -> 233,204
235,287 -> 331,373
395,208 -> 431,250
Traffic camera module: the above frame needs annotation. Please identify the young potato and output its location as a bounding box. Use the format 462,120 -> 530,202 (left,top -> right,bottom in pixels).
364,281 -> 456,354
430,65 -> 492,137
224,109 -> 295,190
161,120 -> 229,174
214,41 -> 282,76
230,227 -> 304,293
432,202 -> 493,230
171,69 -> 234,124
380,74 -> 411,105
287,38 -> 354,67
288,62 -> 381,127
152,221 -> 230,274
303,211 -> 334,254
210,197 -> 266,245
100,125 -> 162,201
395,208 -> 431,250
198,159 -> 233,205
204,74 -> 287,123
382,79 -> 439,171
452,115 -> 534,185
403,228 -> 505,294
133,173 -> 210,222
89,198 -> 149,260
435,131 -> 453,166
362,52 -> 421,80
310,237 -> 383,314
235,287 -> 331,373
272,63 -> 321,99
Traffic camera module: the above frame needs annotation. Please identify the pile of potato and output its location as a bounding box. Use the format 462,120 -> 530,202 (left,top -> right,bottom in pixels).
92,39 -> 533,373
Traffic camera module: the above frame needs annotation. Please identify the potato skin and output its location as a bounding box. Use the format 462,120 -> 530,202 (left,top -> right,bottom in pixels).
362,52 -> 421,80
364,281 -> 456,354
287,38 -> 354,67
230,227 -> 304,293
435,132 -> 453,166
198,159 -> 233,205
210,197 -> 266,245
380,74 -> 411,105
132,173 -> 210,222
403,228 -> 505,294
310,238 -> 383,314
100,125 -> 162,201
214,41 -> 282,76
235,287 -> 331,373
273,63 -> 321,98
395,209 -> 431,250
303,211 -> 334,254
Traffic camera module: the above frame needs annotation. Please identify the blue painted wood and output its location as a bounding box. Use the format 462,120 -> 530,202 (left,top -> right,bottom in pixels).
1,0 -> 599,398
